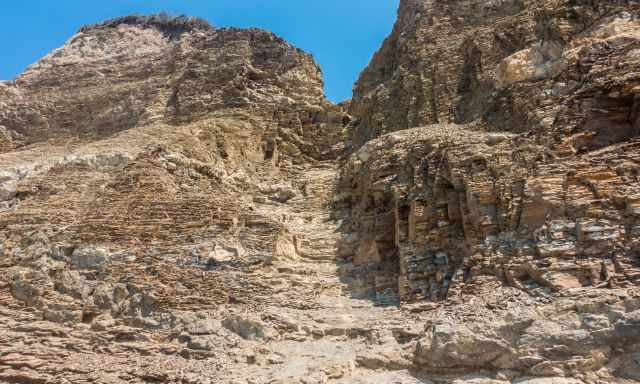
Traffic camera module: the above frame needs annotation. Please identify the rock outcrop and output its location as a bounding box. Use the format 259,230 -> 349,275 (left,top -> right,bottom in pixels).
337,0 -> 640,382
349,0 -> 640,147
0,14 -> 347,159
1,2 -> 640,384
342,0 -> 640,303
0,14 -> 353,384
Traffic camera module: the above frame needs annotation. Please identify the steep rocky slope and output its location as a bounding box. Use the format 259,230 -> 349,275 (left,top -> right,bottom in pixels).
338,0 -> 640,383
0,15 -> 356,384
350,0 -> 640,146
0,3 -> 639,384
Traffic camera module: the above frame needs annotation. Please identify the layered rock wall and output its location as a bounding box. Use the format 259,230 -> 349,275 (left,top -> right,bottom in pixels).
340,0 -> 640,303
339,125 -> 640,301
349,0 -> 640,147
1,5 -> 640,384
334,3 -> 640,379
0,16 -> 348,160
0,15 -> 348,333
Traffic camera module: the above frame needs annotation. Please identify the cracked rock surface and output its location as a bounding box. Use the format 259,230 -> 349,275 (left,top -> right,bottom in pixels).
1,3 -> 640,384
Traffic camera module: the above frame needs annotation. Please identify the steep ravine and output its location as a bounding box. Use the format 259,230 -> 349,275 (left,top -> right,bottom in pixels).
0,3 -> 639,384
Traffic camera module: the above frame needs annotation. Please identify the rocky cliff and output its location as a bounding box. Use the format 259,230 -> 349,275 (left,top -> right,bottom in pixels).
343,0 -> 640,301
338,0 -> 640,382
1,3 -> 640,384
0,15 -> 355,384
350,0 -> 640,146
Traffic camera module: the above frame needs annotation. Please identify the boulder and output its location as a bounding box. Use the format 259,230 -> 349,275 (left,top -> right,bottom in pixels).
222,315 -> 275,341
0,180 -> 17,201
415,321 -> 511,369
496,43 -> 565,87
70,247 -> 110,271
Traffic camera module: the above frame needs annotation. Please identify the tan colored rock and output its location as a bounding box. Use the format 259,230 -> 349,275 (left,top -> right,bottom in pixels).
0,180 -> 16,201
513,378 -> 585,384
1,3 -> 640,384
496,43 -> 565,87
272,229 -> 299,263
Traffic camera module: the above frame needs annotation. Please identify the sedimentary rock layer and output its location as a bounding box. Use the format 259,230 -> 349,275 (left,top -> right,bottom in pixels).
1,2 -> 640,384
336,1 -> 640,382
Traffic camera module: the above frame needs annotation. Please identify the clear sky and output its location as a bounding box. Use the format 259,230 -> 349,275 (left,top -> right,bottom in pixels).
0,0 -> 399,102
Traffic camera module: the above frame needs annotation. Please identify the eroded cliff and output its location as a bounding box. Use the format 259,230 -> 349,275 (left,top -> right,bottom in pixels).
338,0 -> 640,382
0,3 -> 639,384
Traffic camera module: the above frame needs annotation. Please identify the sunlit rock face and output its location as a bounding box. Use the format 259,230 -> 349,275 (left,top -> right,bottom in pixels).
349,0 -> 640,147
0,14 -> 353,383
341,0 -> 640,301
2,3 -> 640,384
0,14 -> 346,159
336,0 -> 640,381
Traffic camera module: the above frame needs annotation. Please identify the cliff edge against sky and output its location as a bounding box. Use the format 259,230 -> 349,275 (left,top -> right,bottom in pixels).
1,2 -> 640,383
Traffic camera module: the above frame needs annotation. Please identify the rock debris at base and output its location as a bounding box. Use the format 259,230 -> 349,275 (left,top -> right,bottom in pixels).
1,2 -> 640,383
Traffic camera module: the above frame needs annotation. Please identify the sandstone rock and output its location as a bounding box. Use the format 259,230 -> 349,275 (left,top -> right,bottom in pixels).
187,335 -> 221,351
183,317 -> 222,335
90,314 -> 117,331
10,270 -> 44,306
222,315 -> 275,341
92,283 -> 118,310
271,186 -> 297,203
415,321 -> 511,369
355,348 -> 411,370
42,304 -> 83,324
53,269 -> 95,303
338,370 -> 432,384
0,3 -> 639,384
512,378 -> 585,384
496,43 -> 565,88
614,309 -> 640,338
272,230 -> 299,263
0,369 -> 48,384
452,378 -> 509,384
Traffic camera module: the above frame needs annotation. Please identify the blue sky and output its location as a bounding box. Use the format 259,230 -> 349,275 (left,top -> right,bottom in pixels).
0,0 -> 399,102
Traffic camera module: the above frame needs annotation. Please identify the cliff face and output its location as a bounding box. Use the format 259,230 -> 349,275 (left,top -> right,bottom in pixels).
0,16 -> 356,384
0,15 -> 348,285
338,0 -> 640,381
350,0 -> 640,146
343,0 -> 640,296
0,15 -> 345,159
1,5 -> 640,384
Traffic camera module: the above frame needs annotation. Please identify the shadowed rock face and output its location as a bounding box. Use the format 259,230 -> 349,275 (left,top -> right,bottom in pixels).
1,4 -> 640,384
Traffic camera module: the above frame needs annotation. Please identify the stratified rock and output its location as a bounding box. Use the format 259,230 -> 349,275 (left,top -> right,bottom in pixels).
0,180 -> 16,201
349,0 -> 640,146
0,3 -> 639,384
513,379 -> 585,384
